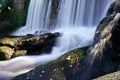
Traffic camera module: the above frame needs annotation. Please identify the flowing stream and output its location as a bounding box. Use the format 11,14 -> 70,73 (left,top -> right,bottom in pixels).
0,0 -> 113,79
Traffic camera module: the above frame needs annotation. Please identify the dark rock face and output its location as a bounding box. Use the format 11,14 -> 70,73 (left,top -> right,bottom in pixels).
110,20 -> 120,64
107,0 -> 120,16
78,3 -> 120,80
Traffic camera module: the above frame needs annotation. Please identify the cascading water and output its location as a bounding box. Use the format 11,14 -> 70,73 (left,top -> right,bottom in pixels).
57,0 -> 112,27
13,0 -> 52,35
0,0 -> 113,79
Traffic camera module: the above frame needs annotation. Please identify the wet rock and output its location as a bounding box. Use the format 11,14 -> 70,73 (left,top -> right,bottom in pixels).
0,46 -> 15,60
79,2 -> 120,78
12,50 -> 27,58
13,47 -> 87,80
0,32 -> 60,60
78,12 -> 120,80
93,71 -> 120,80
107,0 -> 120,16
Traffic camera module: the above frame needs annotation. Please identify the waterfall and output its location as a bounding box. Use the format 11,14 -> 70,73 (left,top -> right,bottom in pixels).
13,0 -> 52,35
57,0 -> 112,27
26,0 -> 52,30
13,0 -> 112,35
0,0 -> 113,79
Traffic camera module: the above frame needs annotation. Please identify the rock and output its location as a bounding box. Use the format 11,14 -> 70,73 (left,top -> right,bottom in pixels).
0,37 -> 21,48
107,0 -> 120,16
0,32 -> 60,60
12,50 -> 27,58
13,47 -> 87,80
93,71 -> 120,80
0,46 -> 15,60
78,9 -> 120,80
78,13 -> 120,80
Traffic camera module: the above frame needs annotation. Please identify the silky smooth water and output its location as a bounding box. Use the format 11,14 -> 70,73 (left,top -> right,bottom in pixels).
57,0 -> 111,27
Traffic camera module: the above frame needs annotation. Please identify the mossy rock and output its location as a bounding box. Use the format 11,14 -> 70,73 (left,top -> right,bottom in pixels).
0,37 -> 21,48
14,47 -> 87,80
12,50 -> 27,58
0,46 -> 14,60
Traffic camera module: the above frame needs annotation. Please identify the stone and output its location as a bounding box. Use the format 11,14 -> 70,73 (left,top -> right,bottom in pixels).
107,0 -> 120,16
12,50 -> 27,58
0,46 -> 15,60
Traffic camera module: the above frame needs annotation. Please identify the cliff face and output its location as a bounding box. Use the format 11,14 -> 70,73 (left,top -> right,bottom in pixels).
13,0 -> 120,80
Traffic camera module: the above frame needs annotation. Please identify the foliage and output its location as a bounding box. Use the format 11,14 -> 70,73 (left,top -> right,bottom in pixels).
0,0 -> 13,22
0,0 -> 30,36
